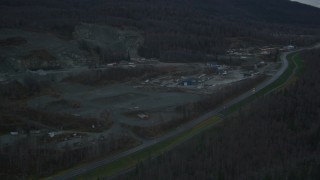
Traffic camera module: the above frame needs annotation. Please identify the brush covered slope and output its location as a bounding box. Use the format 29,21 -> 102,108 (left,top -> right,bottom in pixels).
1,0 -> 320,63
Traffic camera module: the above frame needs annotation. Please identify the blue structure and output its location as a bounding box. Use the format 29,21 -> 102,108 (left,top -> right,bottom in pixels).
180,78 -> 199,86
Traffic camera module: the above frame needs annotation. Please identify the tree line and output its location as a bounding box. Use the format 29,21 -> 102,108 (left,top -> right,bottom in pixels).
1,0 -> 320,62
116,49 -> 320,180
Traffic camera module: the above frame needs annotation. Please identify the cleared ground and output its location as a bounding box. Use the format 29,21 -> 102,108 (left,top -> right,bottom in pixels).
28,82 -> 203,128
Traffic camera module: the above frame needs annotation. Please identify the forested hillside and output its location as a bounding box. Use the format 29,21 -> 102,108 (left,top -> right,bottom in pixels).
1,0 -> 320,62
117,49 -> 320,179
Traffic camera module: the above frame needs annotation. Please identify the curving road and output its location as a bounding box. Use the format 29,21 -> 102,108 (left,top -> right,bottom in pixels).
47,43 -> 320,180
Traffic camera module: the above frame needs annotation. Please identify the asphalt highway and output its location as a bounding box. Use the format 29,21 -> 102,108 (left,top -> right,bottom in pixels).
48,44 -> 320,180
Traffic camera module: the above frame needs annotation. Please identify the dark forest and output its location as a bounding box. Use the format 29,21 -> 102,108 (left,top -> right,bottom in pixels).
1,0 -> 320,61
117,49 -> 320,180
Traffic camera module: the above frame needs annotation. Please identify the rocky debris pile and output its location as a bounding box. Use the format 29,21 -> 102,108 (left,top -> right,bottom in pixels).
21,49 -> 60,70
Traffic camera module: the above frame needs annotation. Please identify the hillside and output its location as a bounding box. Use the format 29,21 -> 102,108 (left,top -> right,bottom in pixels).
116,49 -> 320,180
1,0 -> 320,63
1,1 -> 320,179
